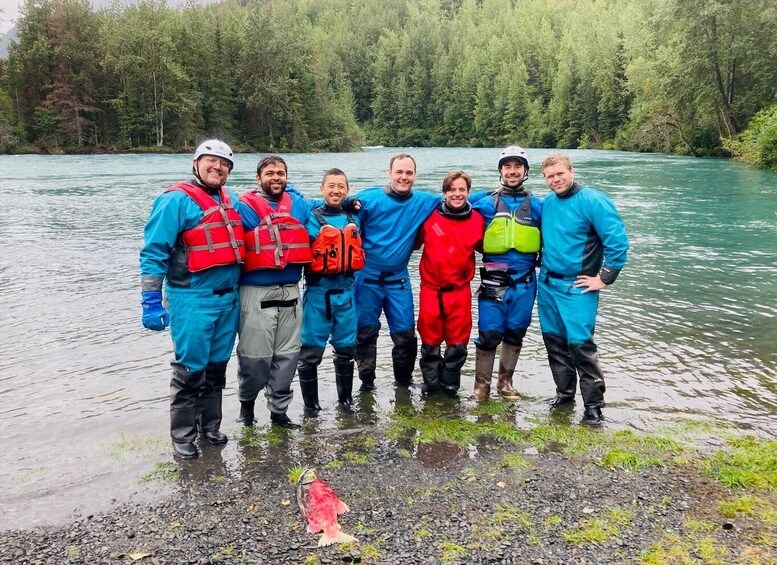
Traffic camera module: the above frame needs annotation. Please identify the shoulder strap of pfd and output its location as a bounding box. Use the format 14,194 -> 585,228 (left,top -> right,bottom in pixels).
241,191 -> 292,219
167,182 -> 225,213
312,207 -> 329,226
518,191 -> 532,214
313,207 -> 355,226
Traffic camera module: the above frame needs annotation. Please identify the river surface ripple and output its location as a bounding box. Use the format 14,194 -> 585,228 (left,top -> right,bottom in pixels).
0,149 -> 775,530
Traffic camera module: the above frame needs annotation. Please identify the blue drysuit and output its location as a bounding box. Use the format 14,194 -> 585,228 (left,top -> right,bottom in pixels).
352,186 -> 440,386
470,188 -> 543,350
538,182 -> 628,408
301,206 -> 361,353
140,185 -> 241,372
139,182 -> 241,444
297,205 -> 363,413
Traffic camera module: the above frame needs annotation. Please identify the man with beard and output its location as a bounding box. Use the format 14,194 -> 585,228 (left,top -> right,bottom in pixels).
236,156 -> 312,429
469,146 -> 543,402
140,139 -> 244,459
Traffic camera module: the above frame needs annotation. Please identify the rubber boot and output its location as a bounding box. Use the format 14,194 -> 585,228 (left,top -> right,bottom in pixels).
237,399 -> 256,426
333,351 -> 357,413
543,333 -> 577,407
569,340 -> 606,422
582,406 -> 604,426
355,325 -> 379,391
470,348 -> 495,401
297,346 -> 324,417
170,363 -> 203,459
441,344 -> 467,396
497,344 -> 522,400
392,329 -> 418,386
569,340 -> 606,407
270,411 -> 301,429
198,361 -> 228,445
298,364 -> 321,416
419,344 -> 443,395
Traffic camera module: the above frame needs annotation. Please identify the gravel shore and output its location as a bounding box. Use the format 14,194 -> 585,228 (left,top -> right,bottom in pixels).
2,403 -> 775,565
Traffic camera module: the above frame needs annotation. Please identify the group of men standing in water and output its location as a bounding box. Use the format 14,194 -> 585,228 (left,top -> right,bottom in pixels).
139,140 -> 628,460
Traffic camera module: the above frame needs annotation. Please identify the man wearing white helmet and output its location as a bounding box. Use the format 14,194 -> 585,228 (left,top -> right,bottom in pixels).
139,139 -> 244,459
469,145 -> 543,401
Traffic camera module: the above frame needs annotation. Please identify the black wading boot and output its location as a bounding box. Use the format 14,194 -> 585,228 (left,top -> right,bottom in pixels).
392,329 -> 418,386
355,326 -> 379,391
543,333 -> 577,408
298,364 -> 322,417
419,344 -> 443,395
569,340 -> 606,426
198,361 -> 228,445
440,344 -> 467,396
582,406 -> 604,426
271,412 -> 301,429
170,364 -> 203,459
237,400 -> 256,426
298,346 -> 324,416
333,350 -> 357,413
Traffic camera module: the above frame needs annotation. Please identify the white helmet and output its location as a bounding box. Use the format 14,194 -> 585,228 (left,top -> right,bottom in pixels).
498,145 -> 529,171
194,139 -> 234,171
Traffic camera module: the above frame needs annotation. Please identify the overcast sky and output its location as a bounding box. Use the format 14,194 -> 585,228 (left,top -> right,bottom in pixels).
1,0 -> 217,35
1,0 -> 20,34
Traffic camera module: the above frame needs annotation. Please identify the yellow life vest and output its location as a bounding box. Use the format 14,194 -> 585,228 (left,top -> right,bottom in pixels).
482,192 -> 540,254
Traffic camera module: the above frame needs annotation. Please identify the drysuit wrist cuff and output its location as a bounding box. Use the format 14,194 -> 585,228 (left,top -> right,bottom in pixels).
141,276 -> 164,292
600,266 -> 620,285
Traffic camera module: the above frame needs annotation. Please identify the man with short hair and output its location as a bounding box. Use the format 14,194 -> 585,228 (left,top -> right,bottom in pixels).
538,153 -> 628,425
469,146 -> 543,402
297,169 -> 364,414
353,154 -> 440,389
140,139 -> 244,459
236,156 -> 312,429
415,170 -> 485,395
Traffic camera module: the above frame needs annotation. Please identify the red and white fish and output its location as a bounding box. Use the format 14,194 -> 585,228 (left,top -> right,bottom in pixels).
296,468 -> 357,546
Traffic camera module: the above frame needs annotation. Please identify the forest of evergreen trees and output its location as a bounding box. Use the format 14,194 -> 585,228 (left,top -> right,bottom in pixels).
0,0 -> 775,169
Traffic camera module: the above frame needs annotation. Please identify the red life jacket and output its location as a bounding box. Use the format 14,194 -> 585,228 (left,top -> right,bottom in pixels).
166,182 -> 245,273
240,191 -> 312,270
308,209 -> 365,274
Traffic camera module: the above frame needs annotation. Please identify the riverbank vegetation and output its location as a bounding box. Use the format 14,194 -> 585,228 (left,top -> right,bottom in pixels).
0,0 -> 775,168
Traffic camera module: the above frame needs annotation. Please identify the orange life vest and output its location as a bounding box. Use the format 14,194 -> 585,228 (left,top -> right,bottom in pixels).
240,191 -> 312,270
166,182 -> 245,273
308,209 -> 365,274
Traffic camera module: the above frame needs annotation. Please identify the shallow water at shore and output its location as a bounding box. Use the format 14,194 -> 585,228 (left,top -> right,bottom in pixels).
1,148 -> 775,530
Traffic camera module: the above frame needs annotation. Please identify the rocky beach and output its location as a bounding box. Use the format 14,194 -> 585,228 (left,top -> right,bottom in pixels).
2,397 -> 775,565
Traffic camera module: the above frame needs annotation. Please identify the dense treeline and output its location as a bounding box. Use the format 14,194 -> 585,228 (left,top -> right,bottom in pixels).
0,0 -> 775,167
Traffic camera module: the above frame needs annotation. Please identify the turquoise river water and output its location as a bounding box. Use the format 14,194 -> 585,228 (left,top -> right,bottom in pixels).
0,148 -> 775,529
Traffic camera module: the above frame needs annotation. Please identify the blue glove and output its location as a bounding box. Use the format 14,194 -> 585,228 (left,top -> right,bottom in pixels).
141,291 -> 170,331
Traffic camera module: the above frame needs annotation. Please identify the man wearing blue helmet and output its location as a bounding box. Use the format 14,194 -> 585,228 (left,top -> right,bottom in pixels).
139,139 -> 244,459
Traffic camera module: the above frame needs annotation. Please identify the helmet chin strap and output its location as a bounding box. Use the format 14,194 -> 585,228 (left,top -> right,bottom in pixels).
192,163 -> 224,194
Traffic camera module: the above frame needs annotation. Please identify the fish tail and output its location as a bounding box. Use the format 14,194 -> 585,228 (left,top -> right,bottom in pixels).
317,531 -> 357,547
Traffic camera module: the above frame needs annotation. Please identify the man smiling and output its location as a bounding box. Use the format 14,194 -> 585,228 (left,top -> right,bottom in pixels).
469,146 -> 543,402
538,153 -> 628,425
352,155 -> 440,390
297,169 -> 365,415
139,139 -> 243,459
236,156 -> 312,429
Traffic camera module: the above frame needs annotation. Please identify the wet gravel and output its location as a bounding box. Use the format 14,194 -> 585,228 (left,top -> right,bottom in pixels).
1,432 -> 767,565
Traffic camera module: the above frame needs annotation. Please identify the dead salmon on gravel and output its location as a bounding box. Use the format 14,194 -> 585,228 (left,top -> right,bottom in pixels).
296,468 -> 357,546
